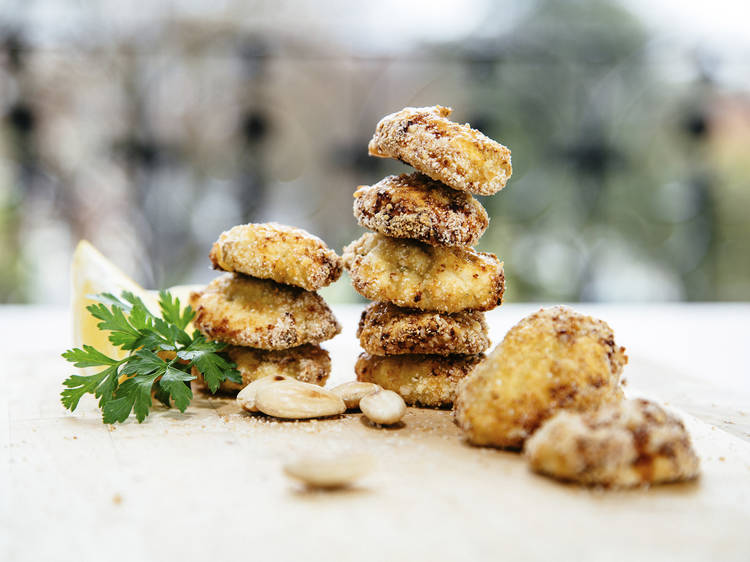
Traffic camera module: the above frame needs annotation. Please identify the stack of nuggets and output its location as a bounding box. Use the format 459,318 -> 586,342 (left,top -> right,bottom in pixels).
191,222 -> 343,392
343,106 -> 512,408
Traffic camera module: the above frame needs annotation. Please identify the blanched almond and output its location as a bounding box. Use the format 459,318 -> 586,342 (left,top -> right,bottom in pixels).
360,390 -> 406,425
330,381 -> 381,409
255,380 -> 346,419
236,374 -> 293,412
284,454 -> 372,488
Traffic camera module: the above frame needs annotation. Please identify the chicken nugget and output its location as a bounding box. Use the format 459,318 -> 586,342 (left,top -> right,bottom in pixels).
524,399 -> 700,488
343,233 -> 504,313
192,273 -> 341,349
209,222 -> 342,291
357,302 -> 489,356
454,306 -> 627,449
368,106 -> 512,196
194,344 -> 330,393
353,172 -> 489,247
355,352 -> 484,408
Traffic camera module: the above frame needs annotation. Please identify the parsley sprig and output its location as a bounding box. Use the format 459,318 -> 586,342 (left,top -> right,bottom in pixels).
61,291 -> 240,423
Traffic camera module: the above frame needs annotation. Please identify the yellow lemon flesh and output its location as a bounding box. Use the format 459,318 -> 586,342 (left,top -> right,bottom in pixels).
71,241 -> 158,370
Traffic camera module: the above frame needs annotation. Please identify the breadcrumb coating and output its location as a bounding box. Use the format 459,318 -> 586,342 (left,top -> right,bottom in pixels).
353,173 -> 489,247
192,273 -> 341,349
209,222 -> 342,291
368,106 -> 512,196
193,344 -> 330,393
454,306 -> 627,449
343,233 -> 504,313
357,302 -> 490,356
524,399 -> 700,488
355,352 -> 484,408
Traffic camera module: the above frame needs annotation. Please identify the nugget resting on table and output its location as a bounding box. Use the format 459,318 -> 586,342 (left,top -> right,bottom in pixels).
191,273 -> 340,349
357,302 -> 490,356
524,399 -> 700,488
209,222 -> 342,291
454,306 -> 627,449
353,173 -> 489,247
368,106 -> 512,196
193,344 -> 330,393
356,352 -> 484,408
343,233 -> 504,313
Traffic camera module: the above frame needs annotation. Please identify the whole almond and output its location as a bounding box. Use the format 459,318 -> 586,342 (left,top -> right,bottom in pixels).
330,381 -> 382,409
236,374 -> 293,412
255,380 -> 346,419
284,454 -> 373,489
360,390 -> 406,425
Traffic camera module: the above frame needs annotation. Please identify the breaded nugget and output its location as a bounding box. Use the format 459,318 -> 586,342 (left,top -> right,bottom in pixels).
353,172 -> 489,247
209,222 -> 342,291
454,306 -> 627,449
524,399 -> 700,488
355,352 -> 484,408
357,302 -> 489,356
368,106 -> 512,196
342,233 -> 504,313
192,273 -> 341,349
194,344 -> 330,393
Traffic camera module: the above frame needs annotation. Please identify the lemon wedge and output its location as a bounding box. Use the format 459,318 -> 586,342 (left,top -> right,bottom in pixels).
71,241 -> 158,370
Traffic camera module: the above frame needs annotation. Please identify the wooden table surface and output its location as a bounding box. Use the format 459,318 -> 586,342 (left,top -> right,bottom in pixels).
2,303 -> 750,561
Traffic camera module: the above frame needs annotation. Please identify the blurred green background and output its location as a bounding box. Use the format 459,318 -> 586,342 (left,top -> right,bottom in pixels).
1,0 -> 749,304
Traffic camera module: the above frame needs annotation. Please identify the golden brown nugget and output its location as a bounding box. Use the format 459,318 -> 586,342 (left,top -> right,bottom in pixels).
524,399 -> 700,488
357,302 -> 490,356
353,173 -> 489,247
355,352 -> 484,408
342,233 -> 504,313
368,106 -> 512,196
209,222 -> 342,291
454,306 -> 627,449
192,273 -> 341,349
194,344 -> 330,393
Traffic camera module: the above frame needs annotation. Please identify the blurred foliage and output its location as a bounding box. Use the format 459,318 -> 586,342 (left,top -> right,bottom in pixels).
0,0 -> 748,303
458,0 -> 720,301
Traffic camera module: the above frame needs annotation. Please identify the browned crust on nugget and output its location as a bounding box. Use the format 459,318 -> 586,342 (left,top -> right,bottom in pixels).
209,222 -> 342,291
194,344 -> 330,393
357,302 -> 490,356
343,233 -> 504,313
353,173 -> 489,247
454,306 -> 627,449
524,399 -> 700,488
192,273 -> 341,349
367,106 -> 512,196
355,352 -> 484,408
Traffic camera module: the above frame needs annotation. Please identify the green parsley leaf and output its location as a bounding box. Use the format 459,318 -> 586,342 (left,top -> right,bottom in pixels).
177,334 -> 241,393
61,289 -> 238,423
60,363 -> 120,411
62,345 -> 120,368
158,290 -> 194,331
159,364 -> 195,412
103,371 -> 163,423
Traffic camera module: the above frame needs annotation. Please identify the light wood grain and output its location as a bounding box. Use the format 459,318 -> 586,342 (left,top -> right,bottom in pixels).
3,305 -> 750,562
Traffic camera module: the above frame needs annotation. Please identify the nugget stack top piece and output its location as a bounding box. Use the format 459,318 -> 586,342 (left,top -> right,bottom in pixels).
345,105 -> 512,407
191,222 -> 342,391
210,222 -> 342,291
368,105 -> 512,196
